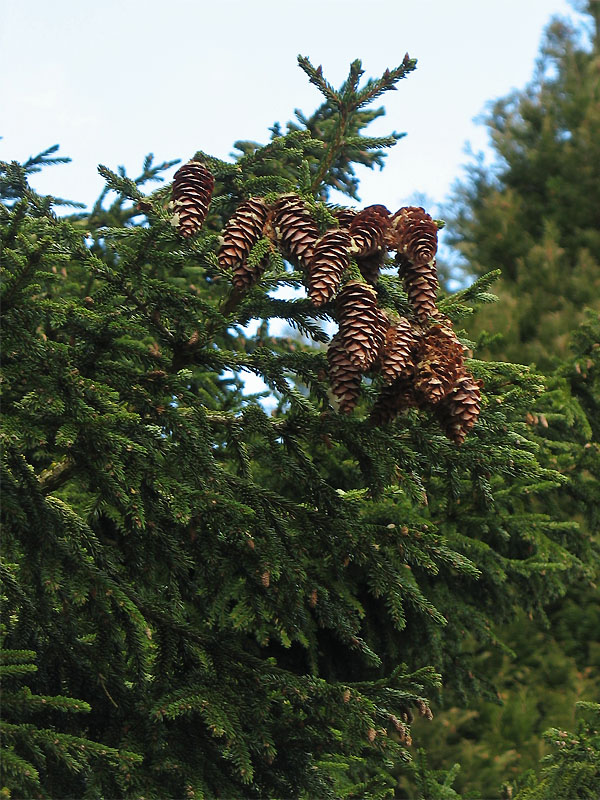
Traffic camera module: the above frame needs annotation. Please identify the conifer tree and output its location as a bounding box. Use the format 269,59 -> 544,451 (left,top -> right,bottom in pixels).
1,55 -> 595,799
418,4 -> 600,795
446,2 -> 600,370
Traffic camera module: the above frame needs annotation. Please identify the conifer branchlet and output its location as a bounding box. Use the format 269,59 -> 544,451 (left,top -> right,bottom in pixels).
4,48 -> 594,800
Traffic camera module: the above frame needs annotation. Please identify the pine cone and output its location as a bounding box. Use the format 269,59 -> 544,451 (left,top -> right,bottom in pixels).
332,207 -> 357,229
349,205 -> 390,257
219,198 -> 269,289
392,206 -> 438,266
378,317 -> 417,383
369,378 -> 418,426
327,334 -> 363,413
272,194 -> 318,269
307,229 -> 351,306
414,323 -> 465,405
399,254 -> 440,322
171,161 -> 214,238
435,373 -> 482,444
337,281 -> 387,370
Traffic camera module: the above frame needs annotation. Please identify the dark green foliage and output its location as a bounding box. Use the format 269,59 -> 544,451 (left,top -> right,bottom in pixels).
511,702 -> 600,800
406,750 -> 461,800
237,54 -> 415,202
0,649 -> 142,798
0,56 -> 595,798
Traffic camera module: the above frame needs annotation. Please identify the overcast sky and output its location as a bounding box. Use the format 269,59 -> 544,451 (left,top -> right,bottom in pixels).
1,0 -> 580,218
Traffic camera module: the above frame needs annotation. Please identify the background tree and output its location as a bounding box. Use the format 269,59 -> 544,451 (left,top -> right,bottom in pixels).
513,701 -> 600,800
447,1 -> 599,370
414,3 -> 600,795
1,54 -> 596,800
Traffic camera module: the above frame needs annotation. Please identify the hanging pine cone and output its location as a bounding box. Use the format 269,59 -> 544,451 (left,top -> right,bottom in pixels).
435,373 -> 483,444
414,323 -> 465,405
272,194 -> 318,269
392,206 -> 438,266
332,207 -> 357,229
171,161 -> 214,238
337,281 -> 387,370
369,378 -> 418,426
399,254 -> 440,322
219,198 -> 269,289
378,317 -> 418,383
349,205 -> 390,257
307,229 -> 351,306
327,334 -> 363,413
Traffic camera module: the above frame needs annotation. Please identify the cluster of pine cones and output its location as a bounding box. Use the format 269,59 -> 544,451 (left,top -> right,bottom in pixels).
171,161 -> 482,444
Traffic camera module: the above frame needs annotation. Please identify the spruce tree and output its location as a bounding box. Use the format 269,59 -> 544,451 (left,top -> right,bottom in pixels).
419,3 -> 600,796
1,55 -> 594,799
447,2 -> 600,370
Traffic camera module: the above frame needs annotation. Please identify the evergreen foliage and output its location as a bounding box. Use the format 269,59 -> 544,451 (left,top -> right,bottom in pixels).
512,702 -> 600,800
415,4 -> 600,796
1,53 -> 596,798
0,649 -> 141,799
446,3 -> 600,369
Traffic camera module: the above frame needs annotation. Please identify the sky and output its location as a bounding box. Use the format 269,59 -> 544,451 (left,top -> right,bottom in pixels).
1,0 -> 581,220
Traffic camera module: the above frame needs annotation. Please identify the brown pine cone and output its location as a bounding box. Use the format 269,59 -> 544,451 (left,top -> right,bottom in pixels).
272,194 -> 318,269
401,256 -> 440,322
219,198 -> 269,289
171,161 -> 214,238
336,281 -> 387,370
378,317 -> 418,383
391,206 -> 438,266
369,378 -> 418,426
414,323 -> 465,405
349,205 -> 390,257
307,228 -> 351,306
332,207 -> 357,229
435,373 -> 483,444
327,334 -> 363,413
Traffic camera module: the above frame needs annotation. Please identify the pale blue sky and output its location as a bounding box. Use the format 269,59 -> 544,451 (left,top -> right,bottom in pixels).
1,0 -> 579,216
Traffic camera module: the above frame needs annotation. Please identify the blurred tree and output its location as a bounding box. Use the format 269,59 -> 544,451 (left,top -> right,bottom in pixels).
417,4 -> 600,796
447,1 -> 600,370
511,701 -> 600,800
